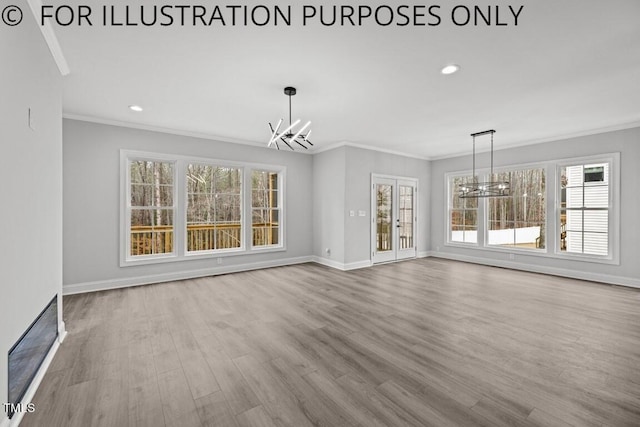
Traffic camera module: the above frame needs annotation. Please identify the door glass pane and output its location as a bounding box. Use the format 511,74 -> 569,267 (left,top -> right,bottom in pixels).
399,185 -> 413,250
376,184 -> 392,252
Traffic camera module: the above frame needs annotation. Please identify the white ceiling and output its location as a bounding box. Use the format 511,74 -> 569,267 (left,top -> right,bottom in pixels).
51,0 -> 640,158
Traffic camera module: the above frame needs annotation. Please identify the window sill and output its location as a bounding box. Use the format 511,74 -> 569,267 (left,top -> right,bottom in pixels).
445,241 -> 479,248
251,245 -> 286,254
120,245 -> 288,267
443,241 -> 619,265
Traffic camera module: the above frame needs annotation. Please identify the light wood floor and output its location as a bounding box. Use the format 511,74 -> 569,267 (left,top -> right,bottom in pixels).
21,259 -> 640,427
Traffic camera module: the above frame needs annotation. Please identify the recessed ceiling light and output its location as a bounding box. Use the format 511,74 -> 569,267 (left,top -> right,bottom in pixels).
441,64 -> 460,75
128,105 -> 143,112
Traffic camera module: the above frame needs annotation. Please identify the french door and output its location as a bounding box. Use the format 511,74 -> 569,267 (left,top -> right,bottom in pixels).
371,175 -> 417,263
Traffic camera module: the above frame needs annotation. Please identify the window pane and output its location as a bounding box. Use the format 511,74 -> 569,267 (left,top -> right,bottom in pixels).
187,194 -> 214,224
565,209 -> 583,232
131,209 -> 152,228
558,161 -> 610,257
564,230 -> 583,253
449,175 -> 478,244
218,225 -> 241,249
129,159 -> 174,257
130,161 -> 173,185
487,167 -> 545,249
252,171 -> 280,247
376,184 -> 393,252
187,164 -> 242,252
215,194 -> 241,223
515,226 -> 541,248
450,210 -> 465,231
252,171 -> 278,208
130,184 -> 152,207
487,221 -> 514,246
130,209 -> 173,255
584,185 -> 608,208
565,187 -> 583,208
252,190 -> 278,208
584,232 -> 608,256
450,210 -> 477,243
584,210 -> 608,233
399,186 -> 414,250
463,231 -> 478,244
187,164 -> 213,194
488,197 -> 512,230
564,165 -> 584,187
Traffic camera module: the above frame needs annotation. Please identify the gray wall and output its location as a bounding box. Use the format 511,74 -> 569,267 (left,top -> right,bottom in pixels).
312,147 -> 346,264
312,145 -> 431,267
430,127 -> 640,285
0,3 -> 63,415
344,146 -> 431,264
63,119 -> 313,290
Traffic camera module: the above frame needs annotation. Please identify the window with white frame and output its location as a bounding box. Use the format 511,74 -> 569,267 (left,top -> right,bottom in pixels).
559,161 -> 610,256
127,159 -> 176,258
487,168 -> 546,249
251,170 -> 281,247
445,153 -> 618,264
122,151 -> 285,265
448,175 -> 478,244
186,164 -> 242,252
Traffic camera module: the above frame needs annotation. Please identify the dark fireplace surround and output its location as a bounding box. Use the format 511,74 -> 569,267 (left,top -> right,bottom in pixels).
7,296 -> 58,419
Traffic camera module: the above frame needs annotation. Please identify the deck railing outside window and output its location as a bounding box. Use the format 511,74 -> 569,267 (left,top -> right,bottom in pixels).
130,222 -> 278,255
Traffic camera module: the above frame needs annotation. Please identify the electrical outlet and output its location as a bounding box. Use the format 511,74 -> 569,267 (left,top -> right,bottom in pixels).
349,210 -> 355,217
358,210 -> 366,217
325,248 -> 331,255
28,107 -> 35,130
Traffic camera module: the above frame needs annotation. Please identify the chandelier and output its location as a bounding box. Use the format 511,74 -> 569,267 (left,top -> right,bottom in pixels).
268,86 -> 312,150
458,129 -> 510,198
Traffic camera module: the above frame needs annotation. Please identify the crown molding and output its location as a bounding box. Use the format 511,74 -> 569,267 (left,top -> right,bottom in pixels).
310,141 -> 430,161
64,113 -> 640,162
429,120 -> 640,161
63,113 -> 301,153
64,114 -> 431,160
27,0 -> 70,76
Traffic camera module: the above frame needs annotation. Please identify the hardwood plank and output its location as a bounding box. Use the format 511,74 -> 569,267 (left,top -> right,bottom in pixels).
195,391 -> 239,427
205,350 -> 261,416
235,406 -> 277,427
156,368 -> 201,427
233,354 -> 315,427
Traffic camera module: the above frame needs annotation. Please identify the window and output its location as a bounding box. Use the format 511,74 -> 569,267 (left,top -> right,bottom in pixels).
252,170 -> 281,247
186,164 -> 242,252
121,151 -> 285,265
487,168 -> 546,249
444,153 -> 618,264
448,175 -> 478,244
128,159 -> 175,258
559,162 -> 610,256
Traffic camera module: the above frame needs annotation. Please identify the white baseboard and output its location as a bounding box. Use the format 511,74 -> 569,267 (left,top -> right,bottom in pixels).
58,321 -> 67,343
2,321 -> 65,427
429,252 -> 640,289
312,257 -> 372,271
63,256 -> 314,295
417,251 -> 430,258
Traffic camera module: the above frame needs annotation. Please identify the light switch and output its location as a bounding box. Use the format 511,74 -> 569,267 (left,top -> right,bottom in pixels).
358,210 -> 366,217
349,210 -> 355,217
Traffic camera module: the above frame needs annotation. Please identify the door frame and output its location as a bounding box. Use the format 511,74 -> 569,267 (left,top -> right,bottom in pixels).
371,174 -> 418,264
